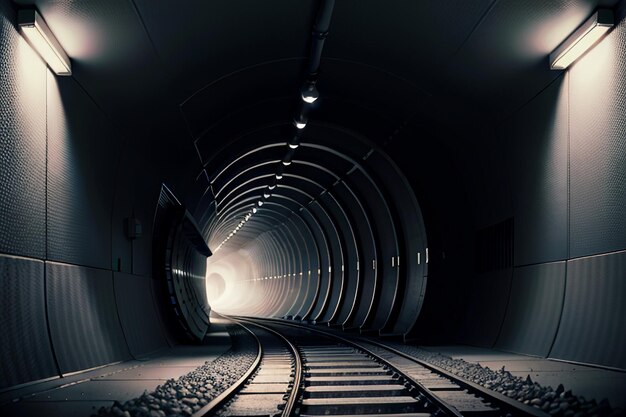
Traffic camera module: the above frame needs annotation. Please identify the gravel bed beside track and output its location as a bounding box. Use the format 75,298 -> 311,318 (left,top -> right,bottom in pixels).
382,342 -> 625,417
93,324 -> 257,417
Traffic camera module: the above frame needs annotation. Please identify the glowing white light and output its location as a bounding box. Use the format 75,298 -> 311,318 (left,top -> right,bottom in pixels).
18,9 -> 71,75
295,121 -> 306,129
550,9 -> 613,69
282,160 -> 292,166
289,143 -> 300,149
269,184 -> 276,190
301,82 -> 319,103
258,201 -> 264,206
276,173 -> 283,180
264,193 -> 270,198
253,207 -> 257,213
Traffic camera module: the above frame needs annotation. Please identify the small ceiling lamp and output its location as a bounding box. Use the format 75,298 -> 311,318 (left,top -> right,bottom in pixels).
294,116 -> 307,129
301,81 -> 319,103
276,164 -> 284,180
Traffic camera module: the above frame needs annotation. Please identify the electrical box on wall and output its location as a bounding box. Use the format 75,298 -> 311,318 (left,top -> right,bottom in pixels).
124,217 -> 142,240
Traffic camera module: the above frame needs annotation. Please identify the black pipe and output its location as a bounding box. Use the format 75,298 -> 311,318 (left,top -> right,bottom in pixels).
308,0 -> 336,75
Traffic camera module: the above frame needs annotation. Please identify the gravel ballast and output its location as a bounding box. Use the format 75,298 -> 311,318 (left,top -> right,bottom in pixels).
383,342 -> 625,417
94,324 -> 257,417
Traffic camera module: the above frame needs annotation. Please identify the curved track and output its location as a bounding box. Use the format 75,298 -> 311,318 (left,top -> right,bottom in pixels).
194,318 -> 300,417
214,316 -> 550,417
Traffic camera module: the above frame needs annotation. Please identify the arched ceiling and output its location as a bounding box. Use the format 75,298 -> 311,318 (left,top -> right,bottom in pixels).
11,0 -> 621,324
15,0 -> 619,143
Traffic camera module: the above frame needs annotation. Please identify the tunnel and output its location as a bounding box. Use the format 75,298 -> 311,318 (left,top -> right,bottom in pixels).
1,0 -> 625,416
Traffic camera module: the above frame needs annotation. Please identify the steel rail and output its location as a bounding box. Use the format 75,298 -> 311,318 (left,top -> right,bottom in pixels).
192,318 -> 262,417
238,316 -> 550,417
233,317 -> 302,417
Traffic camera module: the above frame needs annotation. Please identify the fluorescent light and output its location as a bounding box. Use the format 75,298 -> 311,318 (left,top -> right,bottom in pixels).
550,9 -> 613,70
18,9 -> 71,76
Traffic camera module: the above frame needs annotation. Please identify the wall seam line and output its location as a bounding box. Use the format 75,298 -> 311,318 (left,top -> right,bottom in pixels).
44,69 -> 62,377
110,270 -> 136,360
547,71 -> 571,358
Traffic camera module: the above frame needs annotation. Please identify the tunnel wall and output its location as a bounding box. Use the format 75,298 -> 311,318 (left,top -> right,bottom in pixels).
456,5 -> 626,370
0,2 -> 167,390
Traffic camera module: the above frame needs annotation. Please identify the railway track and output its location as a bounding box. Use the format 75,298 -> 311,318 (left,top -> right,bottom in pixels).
193,320 -> 300,417
197,316 -> 547,417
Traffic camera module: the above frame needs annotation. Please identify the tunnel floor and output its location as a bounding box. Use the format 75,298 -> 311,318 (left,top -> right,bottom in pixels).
0,323 -> 231,417
417,345 -> 626,410
2,317 -> 625,416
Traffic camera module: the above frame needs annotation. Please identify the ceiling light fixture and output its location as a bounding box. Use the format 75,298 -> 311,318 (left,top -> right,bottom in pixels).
258,201 -> 264,206
294,118 -> 307,129
18,9 -> 71,76
252,207 -> 257,213
282,148 -> 295,166
550,9 -> 614,70
268,184 -> 276,190
276,164 -> 284,180
263,192 -> 270,198
289,132 -> 302,149
301,81 -> 319,103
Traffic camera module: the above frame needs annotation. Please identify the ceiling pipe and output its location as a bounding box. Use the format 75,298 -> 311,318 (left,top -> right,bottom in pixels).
308,0 -> 336,76
282,147 -> 296,166
294,0 -> 336,122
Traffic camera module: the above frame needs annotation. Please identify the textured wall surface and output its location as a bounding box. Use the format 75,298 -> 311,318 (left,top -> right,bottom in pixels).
496,262 -> 565,357
510,75 -> 568,266
458,3 -> 626,369
550,251 -> 626,369
458,269 -> 512,348
0,254 -> 57,389
0,3 -> 47,259
0,2 -> 151,390
46,262 -> 130,374
46,73 -> 122,270
114,272 -> 167,357
569,12 -> 626,258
